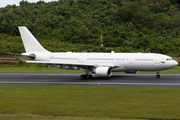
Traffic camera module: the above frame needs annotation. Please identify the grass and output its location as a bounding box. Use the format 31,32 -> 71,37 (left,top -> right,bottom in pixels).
0,85 -> 180,119
0,114 -> 133,120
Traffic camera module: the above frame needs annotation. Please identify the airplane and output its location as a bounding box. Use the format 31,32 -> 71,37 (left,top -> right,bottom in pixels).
8,26 -> 178,79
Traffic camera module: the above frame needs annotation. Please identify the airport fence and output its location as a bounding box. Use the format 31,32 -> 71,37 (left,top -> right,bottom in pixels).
0,55 -> 27,64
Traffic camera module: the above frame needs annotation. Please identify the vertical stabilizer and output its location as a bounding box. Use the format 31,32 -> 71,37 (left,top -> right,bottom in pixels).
18,26 -> 49,53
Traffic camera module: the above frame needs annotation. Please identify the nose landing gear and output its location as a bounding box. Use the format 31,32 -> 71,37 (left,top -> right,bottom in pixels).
156,71 -> 161,78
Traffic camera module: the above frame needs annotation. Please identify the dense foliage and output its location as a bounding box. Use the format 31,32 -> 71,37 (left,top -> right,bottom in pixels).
1,0 -> 180,54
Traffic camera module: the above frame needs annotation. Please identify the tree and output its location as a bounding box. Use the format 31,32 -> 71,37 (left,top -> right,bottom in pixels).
159,0 -> 171,12
78,26 -> 90,44
19,0 -> 29,6
133,6 -> 153,27
167,15 -> 180,29
167,5 -> 179,17
117,2 -> 139,22
148,3 -> 164,13
152,13 -> 169,33
1,0 -> 180,54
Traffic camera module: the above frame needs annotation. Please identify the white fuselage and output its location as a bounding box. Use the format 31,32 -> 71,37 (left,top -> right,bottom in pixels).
18,26 -> 178,78
33,52 -> 178,72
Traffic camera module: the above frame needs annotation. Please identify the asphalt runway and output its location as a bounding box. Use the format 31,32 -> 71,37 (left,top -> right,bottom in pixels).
0,73 -> 179,87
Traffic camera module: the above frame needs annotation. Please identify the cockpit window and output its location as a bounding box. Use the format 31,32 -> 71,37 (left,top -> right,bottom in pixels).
166,58 -> 174,61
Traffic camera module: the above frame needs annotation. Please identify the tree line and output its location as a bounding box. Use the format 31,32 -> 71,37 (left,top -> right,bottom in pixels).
1,0 -> 180,54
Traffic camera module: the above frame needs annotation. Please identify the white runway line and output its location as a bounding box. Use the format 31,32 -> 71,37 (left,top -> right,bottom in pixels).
0,81 -> 180,86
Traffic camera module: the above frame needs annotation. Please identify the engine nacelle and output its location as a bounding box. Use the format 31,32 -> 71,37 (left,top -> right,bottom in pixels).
124,71 -> 138,74
94,67 -> 112,77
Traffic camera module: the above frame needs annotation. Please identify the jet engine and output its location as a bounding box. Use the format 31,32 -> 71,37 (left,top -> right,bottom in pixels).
124,71 -> 138,74
94,67 -> 112,77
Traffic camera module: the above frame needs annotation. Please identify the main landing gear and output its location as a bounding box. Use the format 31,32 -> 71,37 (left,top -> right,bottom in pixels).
80,69 -> 93,79
80,74 -> 92,79
156,71 -> 161,78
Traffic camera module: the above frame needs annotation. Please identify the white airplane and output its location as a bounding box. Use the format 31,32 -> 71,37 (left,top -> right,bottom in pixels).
12,26 -> 179,79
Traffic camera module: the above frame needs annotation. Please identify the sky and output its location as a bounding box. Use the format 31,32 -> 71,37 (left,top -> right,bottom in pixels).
0,0 -> 59,8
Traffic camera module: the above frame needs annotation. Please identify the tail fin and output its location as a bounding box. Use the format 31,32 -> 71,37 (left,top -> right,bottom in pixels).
18,26 -> 49,53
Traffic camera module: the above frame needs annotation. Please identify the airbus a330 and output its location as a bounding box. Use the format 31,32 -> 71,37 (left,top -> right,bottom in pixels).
7,26 -> 178,79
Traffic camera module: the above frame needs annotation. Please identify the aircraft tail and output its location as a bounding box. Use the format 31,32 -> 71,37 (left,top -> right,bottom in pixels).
18,26 -> 49,53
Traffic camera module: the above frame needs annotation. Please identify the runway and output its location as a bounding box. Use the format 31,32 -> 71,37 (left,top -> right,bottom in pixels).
0,73 -> 179,87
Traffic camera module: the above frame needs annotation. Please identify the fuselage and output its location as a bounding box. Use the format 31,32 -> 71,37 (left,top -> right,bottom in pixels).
18,26 -> 178,78
32,52 -> 178,72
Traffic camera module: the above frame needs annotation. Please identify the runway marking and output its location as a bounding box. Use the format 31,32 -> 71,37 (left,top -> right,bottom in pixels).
0,81 -> 180,86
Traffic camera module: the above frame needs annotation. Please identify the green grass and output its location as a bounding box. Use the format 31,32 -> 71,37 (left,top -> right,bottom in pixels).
0,85 -> 180,119
0,114 -> 135,120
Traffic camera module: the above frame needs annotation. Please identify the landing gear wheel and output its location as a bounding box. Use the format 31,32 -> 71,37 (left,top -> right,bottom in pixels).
87,75 -> 92,79
80,75 -> 86,79
156,75 -> 160,78
80,74 -> 92,79
81,69 -> 93,79
156,71 -> 161,78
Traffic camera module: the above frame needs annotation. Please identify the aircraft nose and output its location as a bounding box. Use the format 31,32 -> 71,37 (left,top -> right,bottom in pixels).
173,60 -> 178,67
175,61 -> 178,66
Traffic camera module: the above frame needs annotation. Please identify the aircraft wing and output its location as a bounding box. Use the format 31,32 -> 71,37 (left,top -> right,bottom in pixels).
25,61 -> 120,68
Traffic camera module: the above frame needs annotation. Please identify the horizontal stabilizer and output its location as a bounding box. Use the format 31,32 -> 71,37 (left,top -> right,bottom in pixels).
14,56 -> 25,62
4,52 -> 21,56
